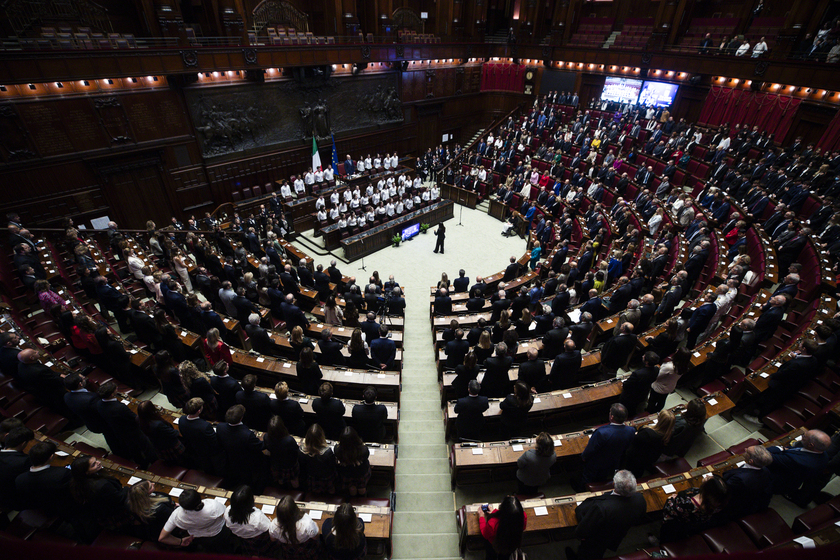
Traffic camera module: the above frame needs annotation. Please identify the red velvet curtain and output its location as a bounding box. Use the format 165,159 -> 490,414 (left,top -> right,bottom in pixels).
698,86 -> 801,140
817,109 -> 840,152
480,63 -> 525,93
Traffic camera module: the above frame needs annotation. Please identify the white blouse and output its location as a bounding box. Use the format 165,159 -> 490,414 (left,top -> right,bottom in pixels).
269,514 -> 319,544
225,507 -> 272,539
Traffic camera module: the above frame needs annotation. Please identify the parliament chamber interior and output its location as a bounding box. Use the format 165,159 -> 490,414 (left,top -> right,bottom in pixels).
3,1 -> 840,560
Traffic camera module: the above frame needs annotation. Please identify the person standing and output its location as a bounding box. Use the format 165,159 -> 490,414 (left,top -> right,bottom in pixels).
479,495 -> 526,560
515,432 -> 557,495
434,223 -> 446,254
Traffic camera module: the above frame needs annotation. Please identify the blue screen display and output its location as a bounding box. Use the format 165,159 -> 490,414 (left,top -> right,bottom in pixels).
401,223 -> 420,240
639,81 -> 679,107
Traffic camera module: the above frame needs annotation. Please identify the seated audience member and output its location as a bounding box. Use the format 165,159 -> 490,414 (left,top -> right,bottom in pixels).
159,488 -> 236,552
659,475 -> 729,543
578,403 -> 635,489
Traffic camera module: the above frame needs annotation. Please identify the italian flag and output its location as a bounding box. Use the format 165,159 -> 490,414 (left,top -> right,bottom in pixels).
312,137 -> 322,171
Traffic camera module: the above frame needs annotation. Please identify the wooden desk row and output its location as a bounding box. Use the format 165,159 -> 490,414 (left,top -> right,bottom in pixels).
31,433 -> 393,542
450,393 -> 733,485
458,428 -> 807,548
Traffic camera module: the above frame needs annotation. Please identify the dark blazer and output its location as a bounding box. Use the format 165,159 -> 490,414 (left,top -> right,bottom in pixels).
581,423 -> 636,483
518,358 -> 548,392
767,446 -> 829,494
754,305 -> 784,342
177,416 -> 225,475
0,450 -> 30,509
370,336 -> 397,369
575,492 -> 647,555
64,389 -> 110,434
600,333 -> 638,372
15,465 -> 73,516
579,297 -> 604,321
359,319 -> 380,344
722,466 -> 774,520
569,322 -> 593,350
97,399 -> 156,466
270,397 -> 307,436
433,296 -> 452,315
352,402 -> 388,443
489,298 -> 511,323
552,291 -> 571,315
215,422 -> 266,486
619,366 -> 659,413
445,339 -> 471,369
481,355 -> 513,397
235,390 -> 272,432
541,327 -> 569,359
281,301 -> 309,332
549,350 -> 582,389
623,427 -> 666,477
454,395 -> 489,441
312,396 -> 346,440
245,323 -> 277,356
453,276 -> 470,293
318,338 -> 346,366
502,262 -> 521,282
210,375 -> 241,417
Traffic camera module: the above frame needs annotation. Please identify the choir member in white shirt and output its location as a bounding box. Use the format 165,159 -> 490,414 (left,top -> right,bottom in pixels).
366,208 -> 375,223
390,153 -> 399,168
293,176 -> 306,194
404,197 -> 414,211
343,189 -> 353,203
377,178 -> 386,191
386,202 -> 395,217
350,193 -> 360,210
413,177 -> 422,189
373,155 -> 381,169
304,169 -> 315,186
372,192 -> 381,206
395,199 -> 404,214
337,216 -> 347,231
364,155 -> 372,171
314,168 -> 324,183
338,201 -> 348,214
421,189 -> 430,202
329,191 -> 339,206
413,193 -> 422,205
323,167 -> 334,182
347,214 -> 357,228
376,203 -> 387,217
280,182 -> 293,199
431,186 -> 439,200
316,209 -> 327,222
328,207 -> 339,221
357,212 -> 366,228
383,156 -> 391,170
389,184 -> 397,198
315,196 -> 326,210
360,194 -> 369,206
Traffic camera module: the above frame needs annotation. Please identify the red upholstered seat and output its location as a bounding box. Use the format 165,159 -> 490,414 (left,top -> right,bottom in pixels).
0,380 -> 26,407
181,469 -> 224,488
25,408 -> 69,436
701,522 -> 759,553
727,438 -> 762,455
2,394 -> 43,421
792,504 -> 838,534
696,450 -> 731,468
698,380 -> 726,397
826,494 -> 840,514
761,407 -> 805,434
738,509 -> 795,548
653,457 -> 691,477
662,534 -> 714,557
148,461 -> 188,481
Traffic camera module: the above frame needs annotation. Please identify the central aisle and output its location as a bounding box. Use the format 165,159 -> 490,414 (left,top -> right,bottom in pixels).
312,204 -> 525,559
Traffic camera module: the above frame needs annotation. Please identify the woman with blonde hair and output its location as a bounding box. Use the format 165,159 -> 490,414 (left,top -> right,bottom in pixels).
492,310 -> 511,344
126,480 -> 176,542
624,409 -> 676,477
288,325 -> 314,360
438,272 -> 450,291
202,327 -> 232,367
474,330 -> 493,364
179,361 -> 218,420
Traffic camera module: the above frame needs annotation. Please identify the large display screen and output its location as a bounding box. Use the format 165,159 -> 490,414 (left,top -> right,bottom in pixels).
639,81 -> 680,107
601,77 -> 642,104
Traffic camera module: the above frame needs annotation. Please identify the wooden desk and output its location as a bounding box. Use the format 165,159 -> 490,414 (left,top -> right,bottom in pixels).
341,200 -> 455,261
489,198 -> 508,221
450,394 -> 733,485
441,183 -> 479,209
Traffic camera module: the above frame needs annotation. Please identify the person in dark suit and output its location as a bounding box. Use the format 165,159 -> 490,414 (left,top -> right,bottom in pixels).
63,373 -> 122,451
685,294 -> 717,349
177,398 -> 226,475
370,325 -> 397,370
454,380 -> 489,442
327,260 -> 343,286
312,382 -> 346,440
352,386 -> 388,443
567,470 -> 647,560
235,374 -> 272,431
0,426 -> 33,511
772,274 -> 800,299
552,285 -> 572,316
232,287 -> 259,324
96,382 -> 157,468
549,340 -> 582,390
518,347 -> 548,393
318,328 -> 346,366
502,256 -> 522,282
579,404 -> 636,487
569,313 -> 594,350
387,287 -> 406,315
433,288 -> 452,315
489,291 -> 511,323
541,317 -> 569,359
481,343 -> 514,398
433,222 -> 446,254
215,404 -> 266,490
359,312 -> 380,343
619,351 -> 661,414
314,264 -> 332,302
16,348 -> 70,417
453,270 -> 470,293
655,278 -> 683,323
244,313 -> 279,356
281,294 -> 309,332
744,340 -> 820,422
600,323 -> 637,376
297,259 -> 314,288
14,440 -> 74,517
270,381 -> 306,436
445,329 -> 471,369
753,295 -> 785,342
765,429 -> 831,496
721,445 -> 774,521
209,360 -> 241,417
